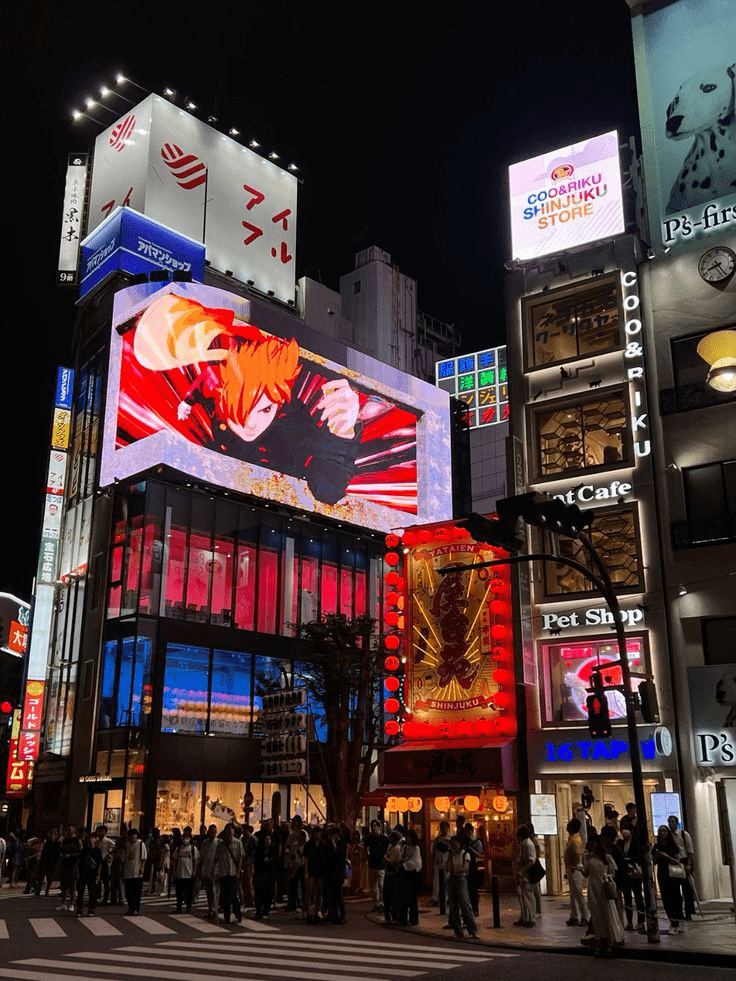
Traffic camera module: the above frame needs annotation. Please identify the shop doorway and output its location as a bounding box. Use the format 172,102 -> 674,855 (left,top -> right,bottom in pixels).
546,778 -> 661,895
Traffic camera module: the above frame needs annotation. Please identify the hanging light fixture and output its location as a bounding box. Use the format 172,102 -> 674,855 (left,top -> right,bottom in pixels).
696,329 -> 736,392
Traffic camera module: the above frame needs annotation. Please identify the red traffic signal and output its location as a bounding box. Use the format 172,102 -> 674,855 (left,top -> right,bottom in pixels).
0,701 -> 13,715
586,692 -> 612,739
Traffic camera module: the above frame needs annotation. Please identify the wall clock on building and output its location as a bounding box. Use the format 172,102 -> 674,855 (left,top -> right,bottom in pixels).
698,246 -> 736,286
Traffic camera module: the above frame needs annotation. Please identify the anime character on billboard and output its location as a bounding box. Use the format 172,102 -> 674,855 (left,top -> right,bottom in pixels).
129,293 -> 361,505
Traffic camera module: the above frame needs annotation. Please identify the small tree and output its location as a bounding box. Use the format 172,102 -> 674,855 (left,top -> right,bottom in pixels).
296,613 -> 384,828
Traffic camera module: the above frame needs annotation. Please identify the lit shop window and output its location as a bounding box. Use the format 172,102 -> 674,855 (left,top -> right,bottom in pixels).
161,643 -> 252,736
542,636 -> 647,723
536,393 -> 628,477
543,509 -> 641,597
526,277 -> 621,368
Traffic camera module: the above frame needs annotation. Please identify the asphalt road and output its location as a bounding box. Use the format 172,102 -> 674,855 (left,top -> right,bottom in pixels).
0,891 -> 733,980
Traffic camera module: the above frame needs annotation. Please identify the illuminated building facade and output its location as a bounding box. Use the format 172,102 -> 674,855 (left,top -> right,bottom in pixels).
504,122 -> 680,895
29,97 -> 455,834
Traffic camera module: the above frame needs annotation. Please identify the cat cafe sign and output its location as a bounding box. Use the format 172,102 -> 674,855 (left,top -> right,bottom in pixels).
551,477 -> 632,506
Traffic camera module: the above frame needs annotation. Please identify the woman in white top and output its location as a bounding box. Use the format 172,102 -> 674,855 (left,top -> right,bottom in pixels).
399,829 -> 423,926
123,828 -> 147,915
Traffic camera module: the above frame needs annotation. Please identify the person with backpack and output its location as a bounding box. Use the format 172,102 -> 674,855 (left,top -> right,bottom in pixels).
215,823 -> 244,923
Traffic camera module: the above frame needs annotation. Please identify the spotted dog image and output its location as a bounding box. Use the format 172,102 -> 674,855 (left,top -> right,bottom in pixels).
665,62 -> 736,213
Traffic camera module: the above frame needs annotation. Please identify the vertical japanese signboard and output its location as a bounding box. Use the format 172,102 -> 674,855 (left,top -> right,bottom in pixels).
57,154 -> 89,286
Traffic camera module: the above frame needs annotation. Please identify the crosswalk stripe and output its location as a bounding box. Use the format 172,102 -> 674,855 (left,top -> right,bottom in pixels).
127,915 -> 176,934
0,971 -> 114,981
0,921 -> 7,939
112,946 -> 427,974
171,913 -> 227,933
230,917 -> 279,931
196,933 -> 498,960
79,916 -> 122,936
29,918 -> 65,937
22,960 -> 277,981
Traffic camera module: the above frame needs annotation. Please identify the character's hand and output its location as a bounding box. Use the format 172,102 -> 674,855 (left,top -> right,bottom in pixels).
317,379 -> 359,439
178,401 -> 192,420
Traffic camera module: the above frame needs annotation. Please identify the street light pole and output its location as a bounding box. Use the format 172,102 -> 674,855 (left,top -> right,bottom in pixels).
443,522 -> 661,943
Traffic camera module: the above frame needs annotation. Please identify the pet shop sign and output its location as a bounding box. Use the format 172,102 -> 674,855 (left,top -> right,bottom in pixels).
688,665 -> 736,766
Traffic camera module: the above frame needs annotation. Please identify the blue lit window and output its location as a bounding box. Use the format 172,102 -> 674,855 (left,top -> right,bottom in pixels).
478,350 -> 495,369
437,360 -> 455,379
161,643 -> 209,734
457,355 -> 475,373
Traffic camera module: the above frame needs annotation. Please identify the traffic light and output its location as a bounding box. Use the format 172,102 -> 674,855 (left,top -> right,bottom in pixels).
455,512 -> 522,552
638,680 -> 660,724
496,492 -> 595,539
586,690 -> 612,738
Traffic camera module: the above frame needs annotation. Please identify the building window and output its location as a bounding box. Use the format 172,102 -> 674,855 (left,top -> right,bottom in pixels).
541,635 -> 647,723
526,277 -> 621,369
161,642 -> 252,736
98,629 -> 153,730
535,392 -> 628,477
543,508 -> 641,597
663,331 -> 736,413
353,280 -> 361,294
680,460 -> 736,546
702,618 -> 736,665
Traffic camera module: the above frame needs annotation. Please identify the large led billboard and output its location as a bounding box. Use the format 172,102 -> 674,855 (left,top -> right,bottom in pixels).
509,131 -> 625,261
100,283 -> 453,532
87,96 -> 297,303
630,0 -> 736,250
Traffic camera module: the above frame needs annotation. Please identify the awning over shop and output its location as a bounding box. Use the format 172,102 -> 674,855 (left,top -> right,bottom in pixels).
380,738 -> 517,793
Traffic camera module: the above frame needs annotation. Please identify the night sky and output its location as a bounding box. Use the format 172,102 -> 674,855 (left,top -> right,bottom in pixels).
1,0 -> 640,599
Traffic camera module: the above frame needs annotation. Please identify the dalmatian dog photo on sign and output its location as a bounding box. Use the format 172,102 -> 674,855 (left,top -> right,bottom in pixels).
665,61 -> 736,213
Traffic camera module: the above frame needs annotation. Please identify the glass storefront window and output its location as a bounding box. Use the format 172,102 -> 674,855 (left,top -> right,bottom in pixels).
161,643 -> 209,734
541,636 -> 647,722
257,539 -> 279,634
155,779 -> 203,833
210,648 -> 252,735
536,394 -> 628,477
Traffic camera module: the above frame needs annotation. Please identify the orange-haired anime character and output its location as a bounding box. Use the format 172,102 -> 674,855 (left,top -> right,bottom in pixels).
133,293 -> 361,504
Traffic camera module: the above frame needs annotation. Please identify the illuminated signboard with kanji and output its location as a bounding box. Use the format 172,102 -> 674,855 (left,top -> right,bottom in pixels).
436,347 -> 509,429
382,523 -> 516,741
87,95 -> 298,304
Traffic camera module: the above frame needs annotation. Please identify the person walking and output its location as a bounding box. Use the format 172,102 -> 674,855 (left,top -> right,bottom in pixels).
303,825 -> 326,923
432,821 -> 451,916
215,823 -> 244,923
398,828 -> 422,926
365,819 -> 389,912
324,825 -> 348,924
123,828 -> 147,915
57,826 -> 80,911
446,835 -> 478,938
284,816 -> 306,911
619,824 -> 645,931
382,830 -> 404,925
94,825 -> 115,905
76,832 -> 103,916
514,825 -> 537,928
199,824 -> 220,920
653,824 -> 685,935
253,830 -> 277,920
564,818 -> 590,927
36,829 -> 61,897
171,826 -> 198,913
668,814 -> 696,920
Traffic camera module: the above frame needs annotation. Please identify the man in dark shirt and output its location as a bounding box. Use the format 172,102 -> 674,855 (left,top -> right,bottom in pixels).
365,820 -> 389,912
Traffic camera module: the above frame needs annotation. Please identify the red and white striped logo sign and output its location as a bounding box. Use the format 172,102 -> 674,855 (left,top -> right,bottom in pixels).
110,114 -> 136,153
161,143 -> 207,189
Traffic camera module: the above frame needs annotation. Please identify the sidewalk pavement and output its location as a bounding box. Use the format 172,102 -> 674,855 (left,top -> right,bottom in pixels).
365,893 -> 736,965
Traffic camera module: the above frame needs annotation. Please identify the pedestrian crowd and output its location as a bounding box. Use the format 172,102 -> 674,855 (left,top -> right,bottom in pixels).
0,815 -> 394,927
514,801 -> 697,958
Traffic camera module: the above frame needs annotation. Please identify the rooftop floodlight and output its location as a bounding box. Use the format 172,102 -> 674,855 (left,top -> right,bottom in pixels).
268,151 -> 279,160
229,127 -> 240,136
288,162 -> 298,171
186,100 -> 197,110
249,139 -> 260,148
